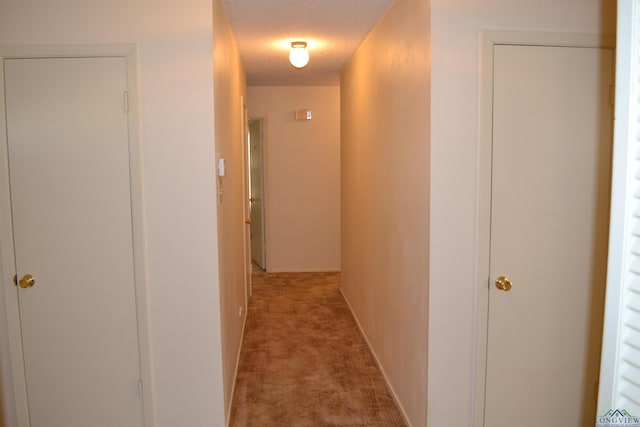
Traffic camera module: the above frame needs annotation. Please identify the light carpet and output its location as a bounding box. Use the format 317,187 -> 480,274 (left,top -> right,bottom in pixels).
229,269 -> 407,426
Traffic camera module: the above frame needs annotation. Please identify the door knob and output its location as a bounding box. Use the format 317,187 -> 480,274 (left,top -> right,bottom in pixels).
245,219 -> 252,225
495,276 -> 512,291
19,274 -> 36,289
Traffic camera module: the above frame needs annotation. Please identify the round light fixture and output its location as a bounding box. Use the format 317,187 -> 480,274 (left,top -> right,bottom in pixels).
289,41 -> 309,69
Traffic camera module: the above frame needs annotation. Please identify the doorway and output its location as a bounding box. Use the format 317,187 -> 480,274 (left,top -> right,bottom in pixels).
0,52 -> 151,427
248,117 -> 267,270
478,37 -> 614,426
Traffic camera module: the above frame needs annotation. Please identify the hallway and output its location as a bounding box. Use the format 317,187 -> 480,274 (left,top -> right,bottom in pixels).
229,268 -> 406,426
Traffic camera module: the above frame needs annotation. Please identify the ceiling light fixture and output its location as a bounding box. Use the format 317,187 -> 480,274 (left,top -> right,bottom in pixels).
289,41 -> 309,69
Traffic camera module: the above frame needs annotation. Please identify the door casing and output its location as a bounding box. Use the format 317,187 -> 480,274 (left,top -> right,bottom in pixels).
0,45 -> 155,427
475,31 -> 615,426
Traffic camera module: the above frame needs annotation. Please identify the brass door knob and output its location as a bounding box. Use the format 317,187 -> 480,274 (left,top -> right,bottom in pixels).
19,274 -> 35,289
495,276 -> 512,291
245,219 -> 252,225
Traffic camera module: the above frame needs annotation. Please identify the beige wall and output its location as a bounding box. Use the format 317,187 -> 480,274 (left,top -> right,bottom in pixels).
213,0 -> 248,420
428,1 -> 615,426
247,86 -> 341,272
0,0 -> 227,425
340,0 -> 430,424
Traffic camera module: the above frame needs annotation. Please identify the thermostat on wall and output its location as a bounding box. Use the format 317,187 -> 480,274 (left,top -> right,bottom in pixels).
295,109 -> 312,120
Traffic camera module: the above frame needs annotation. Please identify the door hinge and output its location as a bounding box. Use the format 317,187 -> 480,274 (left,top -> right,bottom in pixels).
138,379 -> 143,397
609,85 -> 615,107
123,91 -> 129,113
13,274 -> 17,286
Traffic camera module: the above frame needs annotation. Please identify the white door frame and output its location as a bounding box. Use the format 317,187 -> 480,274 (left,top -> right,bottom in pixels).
475,31 -> 615,426
0,45 -> 155,427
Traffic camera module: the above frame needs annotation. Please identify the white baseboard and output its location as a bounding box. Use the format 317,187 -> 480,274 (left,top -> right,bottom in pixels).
339,288 -> 413,427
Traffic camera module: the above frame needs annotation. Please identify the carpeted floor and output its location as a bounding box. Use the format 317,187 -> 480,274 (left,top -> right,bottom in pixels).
229,268 -> 407,426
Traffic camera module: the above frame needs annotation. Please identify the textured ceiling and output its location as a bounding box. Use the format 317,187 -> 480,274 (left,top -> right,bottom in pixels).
222,0 -> 396,86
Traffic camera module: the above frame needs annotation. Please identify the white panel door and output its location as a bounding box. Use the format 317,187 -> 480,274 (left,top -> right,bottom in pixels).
485,45 -> 613,426
4,57 -> 144,426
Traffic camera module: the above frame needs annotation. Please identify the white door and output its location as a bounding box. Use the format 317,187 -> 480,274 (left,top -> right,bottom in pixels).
4,57 -> 144,426
485,45 -> 614,426
248,118 -> 266,269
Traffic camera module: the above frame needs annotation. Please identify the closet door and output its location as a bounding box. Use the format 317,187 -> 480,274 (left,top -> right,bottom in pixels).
485,45 -> 613,427
4,56 -> 144,427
